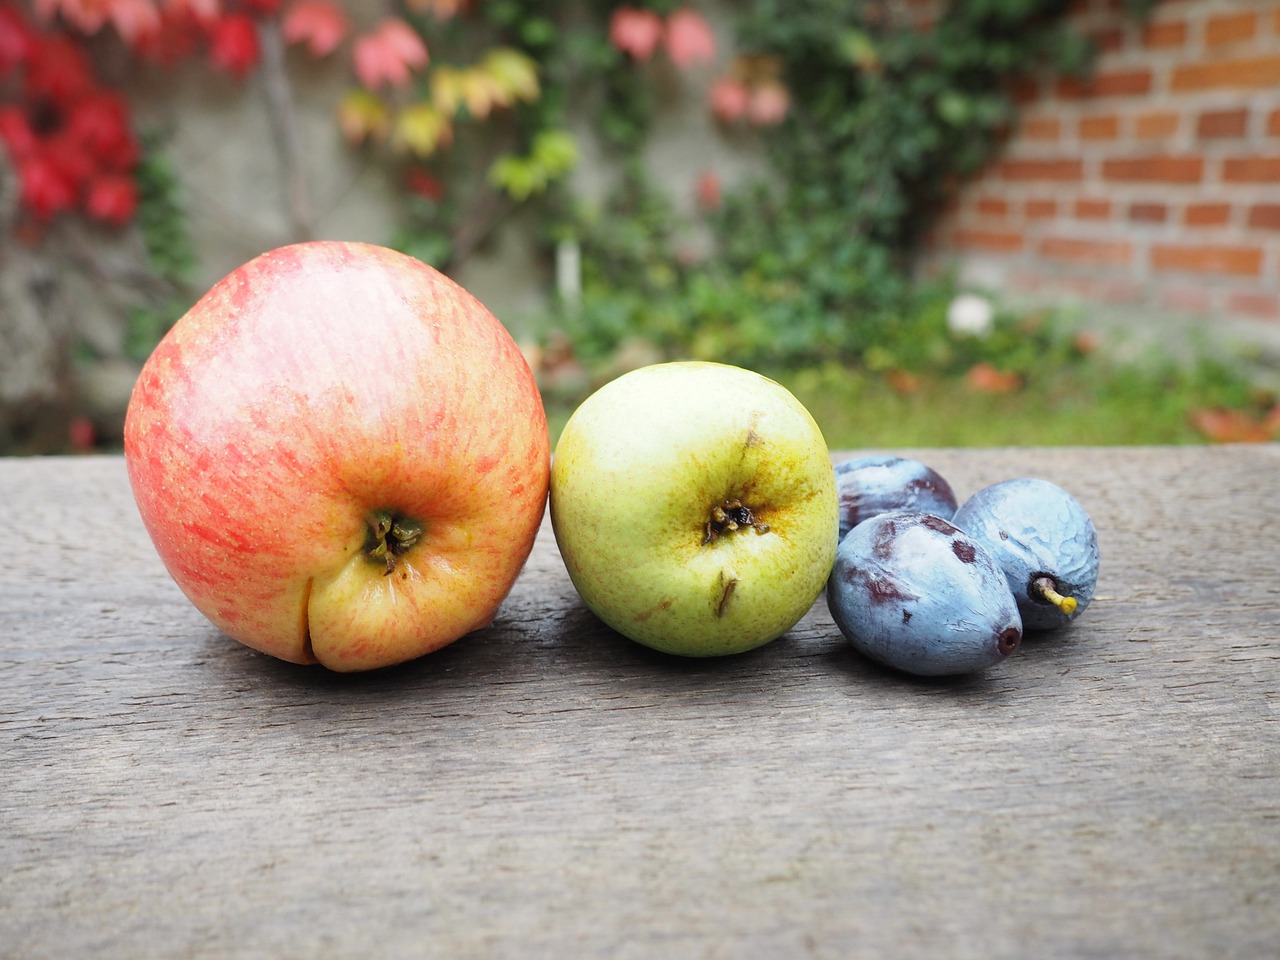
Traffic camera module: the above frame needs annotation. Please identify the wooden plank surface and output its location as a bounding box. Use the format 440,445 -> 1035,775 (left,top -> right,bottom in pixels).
2,446 -> 1278,959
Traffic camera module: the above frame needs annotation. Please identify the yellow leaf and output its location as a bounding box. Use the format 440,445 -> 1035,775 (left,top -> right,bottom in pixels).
458,67 -> 506,120
393,102 -> 452,156
338,89 -> 390,144
481,47 -> 539,104
429,65 -> 464,116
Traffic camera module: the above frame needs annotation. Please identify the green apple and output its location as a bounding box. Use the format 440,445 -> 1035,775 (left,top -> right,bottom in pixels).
550,361 -> 839,656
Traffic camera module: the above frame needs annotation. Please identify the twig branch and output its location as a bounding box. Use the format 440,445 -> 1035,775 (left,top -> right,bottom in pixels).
257,18 -> 313,242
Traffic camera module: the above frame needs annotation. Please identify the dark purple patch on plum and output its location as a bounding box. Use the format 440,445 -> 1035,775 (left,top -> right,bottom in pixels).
996,626 -> 1021,656
866,575 -> 915,605
920,515 -> 959,535
951,539 -> 977,564
871,520 -> 899,559
905,474 -> 957,503
901,609 -> 912,624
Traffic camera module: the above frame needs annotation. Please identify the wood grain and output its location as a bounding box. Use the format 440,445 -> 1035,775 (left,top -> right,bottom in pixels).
2,447 -> 1278,959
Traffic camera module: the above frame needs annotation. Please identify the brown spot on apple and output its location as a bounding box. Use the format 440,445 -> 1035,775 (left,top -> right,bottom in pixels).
744,410 -> 765,449
634,597 -> 675,622
716,575 -> 738,618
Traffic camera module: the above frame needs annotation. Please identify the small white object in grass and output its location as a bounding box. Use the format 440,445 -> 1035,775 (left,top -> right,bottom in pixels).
947,292 -> 995,337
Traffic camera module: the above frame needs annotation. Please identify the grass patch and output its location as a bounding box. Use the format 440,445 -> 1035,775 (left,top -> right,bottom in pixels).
544,353 -> 1274,450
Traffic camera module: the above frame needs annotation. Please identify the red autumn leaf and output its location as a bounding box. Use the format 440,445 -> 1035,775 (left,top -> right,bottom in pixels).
23,34 -> 95,106
609,7 -> 662,62
17,154 -> 77,220
209,13 -> 260,77
66,92 -> 139,171
106,0 -> 163,46
32,0 -> 109,36
68,414 -> 96,452
664,8 -> 715,68
85,171 -> 139,225
746,79 -> 790,126
406,166 -> 443,202
353,18 -> 428,90
964,362 -> 1022,394
44,130 -> 98,190
133,7 -> 205,66
0,4 -> 34,77
695,169 -> 721,211
0,105 -> 37,159
240,0 -> 283,14
886,368 -> 923,396
708,76 -> 748,122
282,0 -> 348,57
1189,407 -> 1280,443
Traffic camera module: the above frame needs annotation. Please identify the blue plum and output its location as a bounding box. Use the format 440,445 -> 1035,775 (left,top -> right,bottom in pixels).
951,477 -> 1099,631
826,512 -> 1022,676
834,455 -> 959,541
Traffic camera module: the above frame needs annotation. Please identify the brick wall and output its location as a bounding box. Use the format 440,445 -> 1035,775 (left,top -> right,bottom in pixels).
926,0 -> 1280,333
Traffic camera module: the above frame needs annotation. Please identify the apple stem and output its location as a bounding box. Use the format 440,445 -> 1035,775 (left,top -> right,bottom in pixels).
366,510 -> 423,575
1031,575 -> 1078,615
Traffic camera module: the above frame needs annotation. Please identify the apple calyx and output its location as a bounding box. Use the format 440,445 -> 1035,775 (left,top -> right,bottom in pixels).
702,498 -> 770,545
365,510 -> 424,575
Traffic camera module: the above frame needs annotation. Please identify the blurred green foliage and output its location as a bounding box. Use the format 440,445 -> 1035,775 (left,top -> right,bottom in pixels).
121,141 -> 197,363
549,0 -> 1115,372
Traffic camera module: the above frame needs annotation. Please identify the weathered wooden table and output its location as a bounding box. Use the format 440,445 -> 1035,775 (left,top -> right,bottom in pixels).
3,447 -> 1278,959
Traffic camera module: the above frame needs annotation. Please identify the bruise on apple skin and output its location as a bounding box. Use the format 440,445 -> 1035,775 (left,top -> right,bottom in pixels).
716,572 -> 739,618
744,410 -> 765,449
634,597 -> 675,623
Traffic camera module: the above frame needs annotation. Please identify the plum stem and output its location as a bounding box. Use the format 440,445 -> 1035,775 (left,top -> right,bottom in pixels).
365,510 -> 423,575
1032,575 -> 1078,615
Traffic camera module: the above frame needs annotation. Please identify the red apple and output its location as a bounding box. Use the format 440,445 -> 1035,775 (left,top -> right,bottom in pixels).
124,241 -> 550,671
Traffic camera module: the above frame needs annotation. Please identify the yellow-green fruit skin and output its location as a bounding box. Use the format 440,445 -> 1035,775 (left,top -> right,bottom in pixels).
550,361 -> 839,657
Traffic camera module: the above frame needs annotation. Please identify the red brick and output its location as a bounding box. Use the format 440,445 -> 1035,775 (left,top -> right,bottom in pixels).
976,196 -> 1010,218
1025,199 -> 1057,219
952,229 -> 1024,253
1223,155 -> 1280,182
1090,26 -> 1125,53
1008,77 -> 1041,105
1021,117 -> 1062,140
1197,108 -> 1249,139
1172,56 -> 1280,91
1039,236 -> 1133,265
1100,279 -> 1144,304
1057,69 -> 1153,98
1075,198 -> 1111,219
1080,114 -> 1120,140
1143,19 -> 1188,48
1102,155 -> 1205,184
1270,109 -> 1280,136
999,158 -> 1085,181
1129,202 -> 1168,223
1161,285 -> 1214,314
1247,203 -> 1280,229
1227,291 -> 1280,318
1205,11 -> 1258,46
1135,111 -> 1180,139
1185,203 -> 1231,227
1151,244 -> 1264,276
